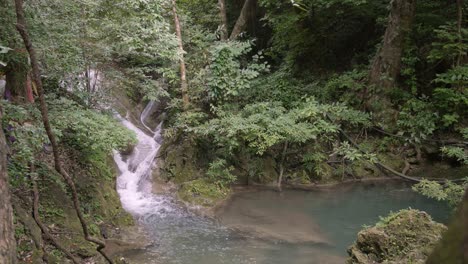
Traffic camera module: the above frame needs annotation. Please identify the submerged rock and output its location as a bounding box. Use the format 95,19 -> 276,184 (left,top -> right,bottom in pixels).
347,209 -> 446,264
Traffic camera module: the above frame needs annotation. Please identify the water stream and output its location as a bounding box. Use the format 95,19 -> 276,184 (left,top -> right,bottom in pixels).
113,104 -> 451,264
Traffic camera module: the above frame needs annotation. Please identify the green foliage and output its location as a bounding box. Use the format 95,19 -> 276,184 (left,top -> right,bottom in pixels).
2,101 -> 46,187
413,179 -> 467,208
302,151 -> 329,179
246,67 -> 308,107
47,97 -> 137,153
434,66 -> 468,88
321,69 -> 368,105
206,41 -> 269,104
335,142 -> 377,163
206,159 -> 236,189
193,99 -> 369,156
428,23 -> 468,64
440,146 -> 468,164
259,0 -> 387,71
2,97 -> 136,190
100,0 -> 179,101
397,98 -> 438,144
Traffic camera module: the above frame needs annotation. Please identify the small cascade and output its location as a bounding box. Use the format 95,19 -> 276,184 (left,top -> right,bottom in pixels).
113,102 -> 174,217
140,101 -> 156,134
113,102 -> 239,263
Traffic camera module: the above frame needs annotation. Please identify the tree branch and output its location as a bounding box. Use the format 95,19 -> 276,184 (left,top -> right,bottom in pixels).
13,0 -> 113,262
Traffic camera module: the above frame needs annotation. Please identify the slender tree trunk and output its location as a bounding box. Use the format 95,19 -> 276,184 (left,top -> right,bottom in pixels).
30,164 -> 80,264
0,105 -> 17,264
171,0 -> 189,109
218,0 -> 229,41
456,0 -> 464,66
229,0 -> 257,40
277,142 -> 288,192
369,0 -> 416,90
13,1 -> 113,263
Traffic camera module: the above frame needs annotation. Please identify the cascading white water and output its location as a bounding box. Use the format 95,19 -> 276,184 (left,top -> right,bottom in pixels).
140,101 -> 156,134
112,103 -> 450,264
113,103 -> 248,263
113,103 -> 173,217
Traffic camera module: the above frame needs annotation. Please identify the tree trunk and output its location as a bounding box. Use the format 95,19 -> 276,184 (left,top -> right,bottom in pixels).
229,0 -> 257,40
14,0 -> 113,263
171,0 -> 189,109
369,0 -> 416,90
30,164 -> 80,264
277,142 -> 288,192
0,105 -> 17,264
218,0 -> 228,41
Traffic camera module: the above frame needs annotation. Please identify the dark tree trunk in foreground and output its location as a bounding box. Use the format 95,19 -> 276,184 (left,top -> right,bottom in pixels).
0,106 -> 17,264
218,0 -> 229,41
14,0 -> 113,262
427,188 -> 468,264
369,0 -> 416,90
171,0 -> 189,110
229,0 -> 257,40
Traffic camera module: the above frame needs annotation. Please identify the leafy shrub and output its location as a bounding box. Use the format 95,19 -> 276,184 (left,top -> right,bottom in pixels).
206,159 -> 236,189
206,41 -> 269,104
47,97 -> 137,153
2,98 -> 136,188
397,98 -> 438,144
413,179 -> 467,208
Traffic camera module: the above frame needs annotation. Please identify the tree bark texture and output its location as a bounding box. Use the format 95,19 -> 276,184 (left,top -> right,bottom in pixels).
229,0 -> 257,40
218,0 -> 229,41
368,0 -> 416,90
13,0 -> 113,262
0,104 -> 17,264
171,0 -> 189,109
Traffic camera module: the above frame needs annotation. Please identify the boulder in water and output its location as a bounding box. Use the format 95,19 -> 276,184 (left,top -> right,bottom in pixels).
347,209 -> 446,264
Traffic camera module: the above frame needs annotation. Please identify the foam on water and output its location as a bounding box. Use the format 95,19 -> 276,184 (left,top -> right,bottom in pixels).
113,103 -> 174,217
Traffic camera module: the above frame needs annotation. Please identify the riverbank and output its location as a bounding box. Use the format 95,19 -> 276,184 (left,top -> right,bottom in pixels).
13,150 -> 136,263
121,172 -> 451,264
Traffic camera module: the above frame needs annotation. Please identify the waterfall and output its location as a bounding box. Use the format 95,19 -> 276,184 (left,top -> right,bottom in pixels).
113,102 -> 173,217
140,101 -> 156,134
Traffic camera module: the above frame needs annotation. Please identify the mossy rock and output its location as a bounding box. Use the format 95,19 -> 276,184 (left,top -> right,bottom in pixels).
178,179 -> 229,207
352,161 -> 378,179
347,209 -> 447,264
377,153 -> 405,173
160,139 -> 201,183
